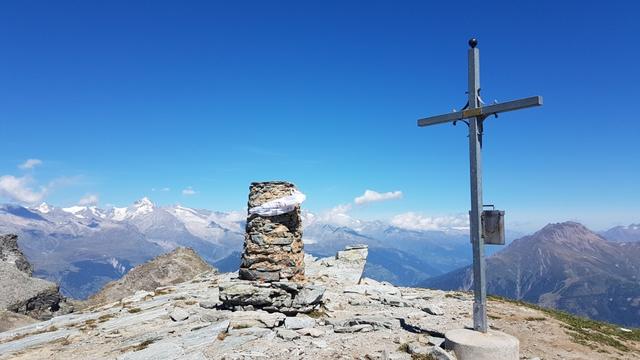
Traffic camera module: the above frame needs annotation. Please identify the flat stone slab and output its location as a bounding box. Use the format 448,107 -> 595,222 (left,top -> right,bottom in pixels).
445,329 -> 519,360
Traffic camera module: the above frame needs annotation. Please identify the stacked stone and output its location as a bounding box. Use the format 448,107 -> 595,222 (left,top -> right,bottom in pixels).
239,181 -> 305,282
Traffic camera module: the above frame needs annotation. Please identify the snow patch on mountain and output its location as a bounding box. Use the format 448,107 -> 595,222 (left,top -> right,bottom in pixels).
62,206 -> 87,218
34,202 -> 51,214
111,207 -> 127,221
107,257 -> 128,275
129,197 -> 155,218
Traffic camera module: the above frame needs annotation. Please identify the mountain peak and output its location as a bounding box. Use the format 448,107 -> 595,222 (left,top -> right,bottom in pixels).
134,197 -> 154,207
61,205 -> 88,218
34,202 -> 52,214
540,221 -> 589,232
128,197 -> 155,218
531,221 -> 604,246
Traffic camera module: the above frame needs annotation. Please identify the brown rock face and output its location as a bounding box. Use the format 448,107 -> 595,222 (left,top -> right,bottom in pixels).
87,247 -> 214,306
239,181 -> 305,282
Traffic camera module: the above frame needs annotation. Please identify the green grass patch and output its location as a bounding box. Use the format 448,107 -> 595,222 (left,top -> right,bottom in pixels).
488,294 -> 640,351
524,316 -> 546,322
411,355 -> 435,360
153,288 -> 174,296
127,307 -> 142,314
133,339 -> 155,352
306,309 -> 326,319
4,325 -> 59,343
98,313 -> 116,322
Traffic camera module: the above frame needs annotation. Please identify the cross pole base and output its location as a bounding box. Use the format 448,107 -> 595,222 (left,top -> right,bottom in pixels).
445,329 -> 519,360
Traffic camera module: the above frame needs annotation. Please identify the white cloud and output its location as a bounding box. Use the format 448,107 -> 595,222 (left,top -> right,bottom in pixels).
182,187 -> 197,196
152,187 -> 171,192
19,159 -> 42,170
354,189 -> 402,205
316,203 -> 358,227
390,212 -> 469,231
0,175 -> 46,204
78,194 -> 99,206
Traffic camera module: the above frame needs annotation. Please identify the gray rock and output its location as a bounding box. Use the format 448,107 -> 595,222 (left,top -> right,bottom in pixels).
0,258 -> 65,320
380,295 -> 412,307
238,268 -> 281,282
293,285 -> 325,306
406,342 -> 454,360
429,336 -> 446,347
312,339 -> 328,349
169,308 -> 190,322
0,234 -> 70,321
343,282 -> 401,298
337,245 -> 368,262
219,280 -> 324,314
224,327 -> 275,348
427,346 -> 455,360
423,303 -> 445,316
407,342 -> 430,356
119,341 -> 185,360
0,234 -> 32,275
198,300 -> 220,309
276,328 -> 300,340
296,327 -> 324,337
284,314 -> 315,329
228,310 -> 285,329
304,245 -> 368,285
331,316 -> 397,333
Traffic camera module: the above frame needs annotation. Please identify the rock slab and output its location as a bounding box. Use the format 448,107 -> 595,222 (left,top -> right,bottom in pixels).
219,280 -> 324,314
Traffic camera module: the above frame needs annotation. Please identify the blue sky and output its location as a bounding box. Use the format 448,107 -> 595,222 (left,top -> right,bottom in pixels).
0,1 -> 638,231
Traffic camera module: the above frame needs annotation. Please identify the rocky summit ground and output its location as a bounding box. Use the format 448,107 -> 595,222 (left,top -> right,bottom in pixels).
0,248 -> 638,360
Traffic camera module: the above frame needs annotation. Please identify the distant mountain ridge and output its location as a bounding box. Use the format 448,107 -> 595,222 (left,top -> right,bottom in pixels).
4,197 -> 635,310
0,198 -> 480,299
420,221 -> 640,327
0,199 -> 244,299
601,223 -> 640,242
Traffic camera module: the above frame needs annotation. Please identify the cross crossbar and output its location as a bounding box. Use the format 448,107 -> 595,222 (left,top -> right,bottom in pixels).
415,38 -> 543,334
417,95 -> 543,127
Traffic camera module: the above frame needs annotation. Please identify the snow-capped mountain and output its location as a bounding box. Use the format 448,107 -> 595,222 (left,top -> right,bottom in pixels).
0,198 -> 246,299
108,197 -> 155,221
0,197 -> 522,298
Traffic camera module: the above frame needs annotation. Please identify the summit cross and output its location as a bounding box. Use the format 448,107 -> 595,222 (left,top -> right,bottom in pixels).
416,38 -> 543,333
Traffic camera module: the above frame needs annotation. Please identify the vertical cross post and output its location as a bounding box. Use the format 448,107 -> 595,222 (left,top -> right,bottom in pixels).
467,40 -> 487,333
416,38 -> 542,334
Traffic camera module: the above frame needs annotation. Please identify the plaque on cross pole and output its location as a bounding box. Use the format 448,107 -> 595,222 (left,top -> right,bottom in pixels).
416,38 -> 543,333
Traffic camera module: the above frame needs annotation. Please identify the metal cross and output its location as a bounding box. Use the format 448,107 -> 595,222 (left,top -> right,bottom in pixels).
416,38 -> 543,333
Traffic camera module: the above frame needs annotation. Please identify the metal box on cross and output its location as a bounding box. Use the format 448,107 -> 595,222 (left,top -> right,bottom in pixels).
482,208 -> 505,245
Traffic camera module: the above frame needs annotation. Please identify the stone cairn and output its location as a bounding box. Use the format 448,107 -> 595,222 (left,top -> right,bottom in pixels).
220,181 -> 324,314
239,181 -> 305,283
